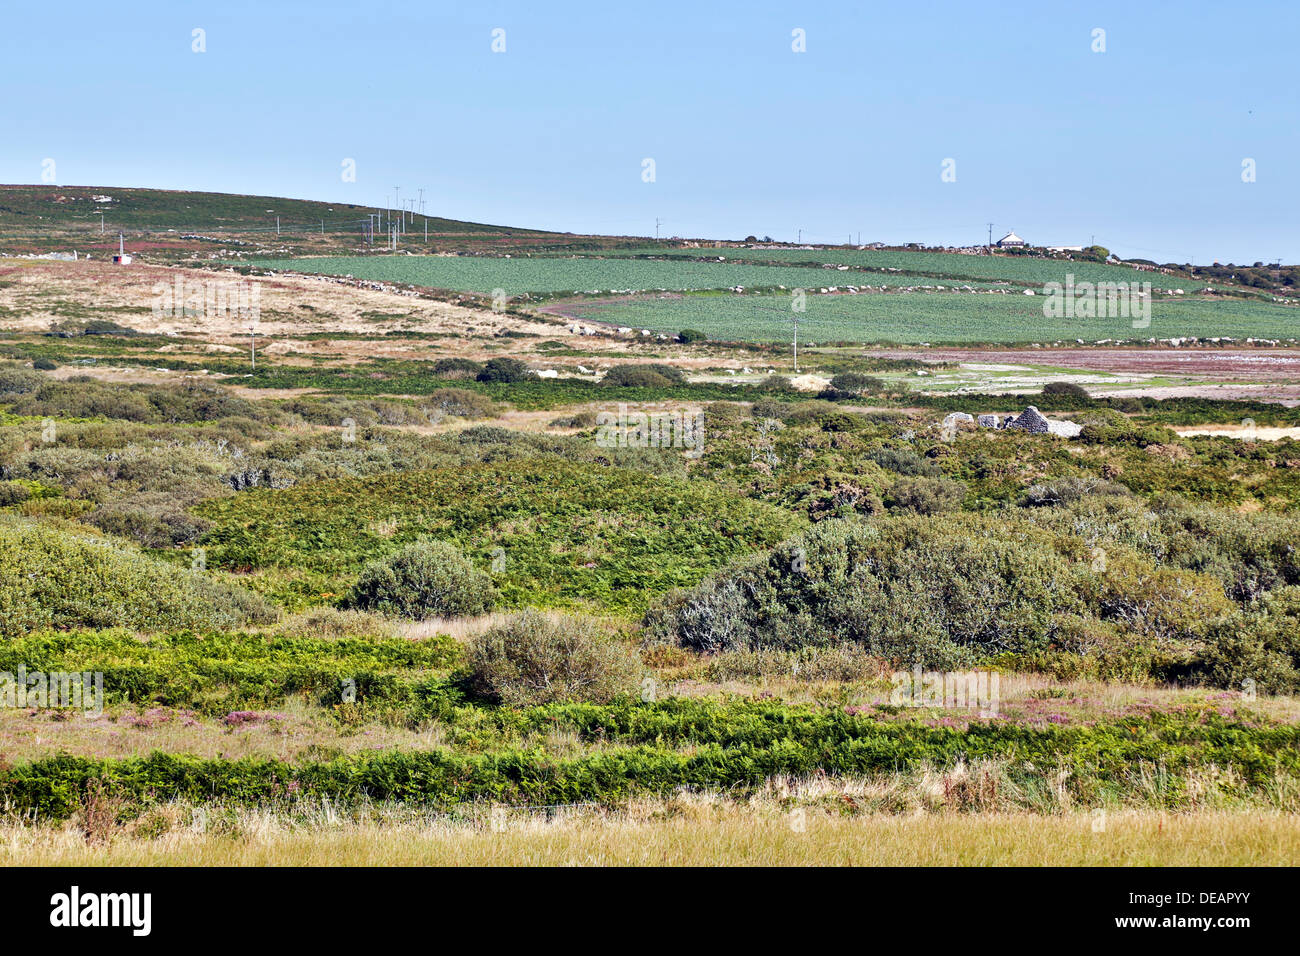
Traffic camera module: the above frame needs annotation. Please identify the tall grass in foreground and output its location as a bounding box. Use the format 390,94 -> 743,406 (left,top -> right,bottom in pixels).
3,766 -> 1299,866
3,807 -> 1296,867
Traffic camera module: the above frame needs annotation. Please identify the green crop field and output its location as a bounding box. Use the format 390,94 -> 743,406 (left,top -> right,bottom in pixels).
579,245 -> 1192,289
246,254 -> 1000,297
562,290 -> 1300,345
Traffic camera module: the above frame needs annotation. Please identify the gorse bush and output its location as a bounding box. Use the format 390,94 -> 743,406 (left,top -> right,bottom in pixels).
1041,382 -> 1092,402
0,365 -> 46,397
1019,477 -> 1130,508
828,372 -> 886,395
1174,586 -> 1300,694
643,514 -> 1229,669
869,447 -> 940,477
886,476 -> 966,514
475,357 -> 532,383
467,609 -> 640,706
601,364 -> 686,388
1019,495 -> 1300,603
0,481 -> 32,507
430,357 -> 484,380
347,539 -> 498,619
424,388 -> 499,420
0,517 -> 272,636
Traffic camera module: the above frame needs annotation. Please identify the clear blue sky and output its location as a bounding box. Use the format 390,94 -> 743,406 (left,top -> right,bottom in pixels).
2,0 -> 1296,264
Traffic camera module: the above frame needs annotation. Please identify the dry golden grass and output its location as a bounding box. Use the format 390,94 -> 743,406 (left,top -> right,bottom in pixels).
4,803 -> 1296,867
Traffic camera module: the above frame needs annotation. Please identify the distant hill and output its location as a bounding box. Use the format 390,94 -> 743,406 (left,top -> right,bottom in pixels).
0,184 -> 551,237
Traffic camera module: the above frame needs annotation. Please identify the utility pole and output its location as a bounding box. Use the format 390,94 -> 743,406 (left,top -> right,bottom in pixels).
249,325 -> 260,370
99,210 -> 105,234
418,188 -> 424,216
797,229 -> 802,243
655,217 -> 663,239
276,216 -> 280,236
321,220 -> 325,234
987,222 -> 993,252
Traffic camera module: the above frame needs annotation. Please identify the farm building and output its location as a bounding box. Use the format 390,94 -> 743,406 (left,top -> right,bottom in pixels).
995,231 -> 1028,249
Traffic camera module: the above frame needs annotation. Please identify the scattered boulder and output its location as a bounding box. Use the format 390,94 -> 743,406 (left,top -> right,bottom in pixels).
942,412 -> 975,429
1046,419 -> 1083,437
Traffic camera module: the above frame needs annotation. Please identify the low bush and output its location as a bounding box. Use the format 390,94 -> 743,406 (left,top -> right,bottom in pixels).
1041,382 -> 1091,402
424,388 -> 499,420
829,372 -> 886,396
347,539 -> 498,619
1019,478 -> 1131,507
475,357 -> 532,383
643,513 -> 1230,671
602,364 -> 686,388
549,410 -> 598,428
467,610 -> 640,706
869,446 -> 939,477
0,365 -> 46,397
886,476 -> 966,514
0,481 -> 32,507
430,357 -> 484,380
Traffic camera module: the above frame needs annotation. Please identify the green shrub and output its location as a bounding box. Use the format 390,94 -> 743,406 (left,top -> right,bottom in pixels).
347,539 -> 498,619
475,357 -> 532,383
549,410 -> 598,428
1170,587 -> 1300,694
644,515 -> 1084,665
467,610 -> 640,706
602,364 -> 686,388
0,517 -> 272,636
678,329 -> 708,343
869,447 -> 939,476
759,375 -> 798,394
829,372 -> 885,395
431,357 -> 484,380
0,481 -> 32,507
6,704 -> 1298,819
33,358 -> 58,371
1019,478 -> 1131,507
886,476 -> 966,514
0,365 -> 45,397
424,388 -> 499,420
1041,382 -> 1091,402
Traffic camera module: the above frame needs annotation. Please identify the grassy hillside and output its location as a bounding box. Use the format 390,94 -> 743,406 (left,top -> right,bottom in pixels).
0,184 -> 548,237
